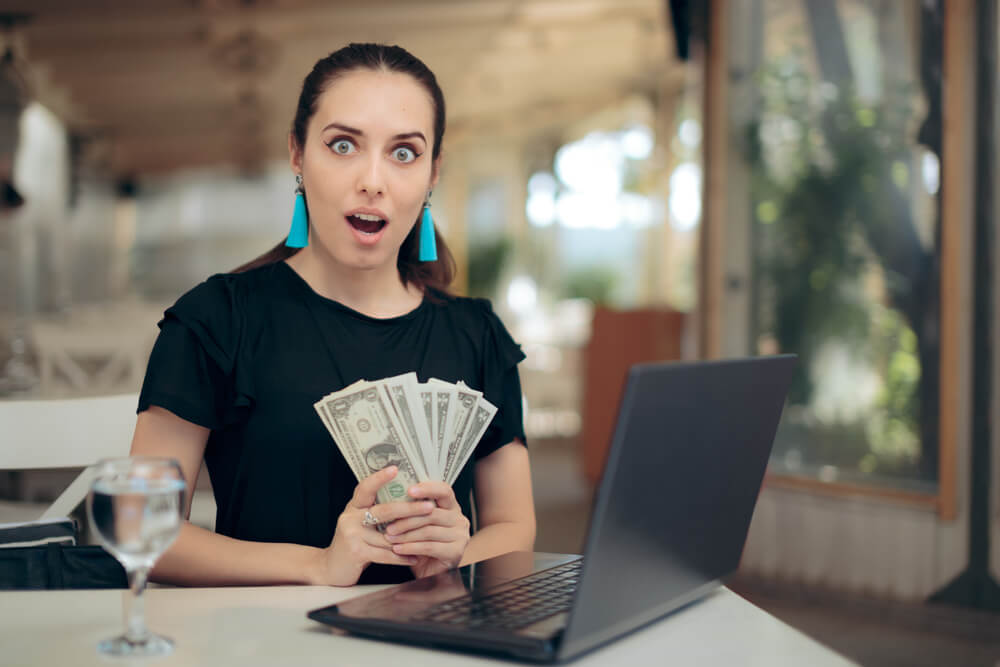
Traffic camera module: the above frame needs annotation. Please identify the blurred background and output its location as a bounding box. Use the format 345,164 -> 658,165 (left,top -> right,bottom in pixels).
0,1 -> 997,664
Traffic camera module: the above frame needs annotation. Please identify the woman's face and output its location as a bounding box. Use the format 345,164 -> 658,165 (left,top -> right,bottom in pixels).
291,69 -> 439,272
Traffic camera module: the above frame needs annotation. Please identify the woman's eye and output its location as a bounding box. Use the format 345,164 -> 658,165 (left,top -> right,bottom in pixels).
330,139 -> 356,155
393,147 -> 416,163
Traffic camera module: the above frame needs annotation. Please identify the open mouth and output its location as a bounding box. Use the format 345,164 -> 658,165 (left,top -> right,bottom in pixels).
347,213 -> 387,234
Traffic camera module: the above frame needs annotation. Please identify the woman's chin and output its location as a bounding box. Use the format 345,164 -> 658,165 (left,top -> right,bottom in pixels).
340,247 -> 399,272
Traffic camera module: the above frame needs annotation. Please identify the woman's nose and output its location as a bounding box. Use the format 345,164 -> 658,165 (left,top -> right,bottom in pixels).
357,154 -> 384,196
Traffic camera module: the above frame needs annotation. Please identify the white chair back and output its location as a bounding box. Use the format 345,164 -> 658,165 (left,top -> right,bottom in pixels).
0,393 -> 138,520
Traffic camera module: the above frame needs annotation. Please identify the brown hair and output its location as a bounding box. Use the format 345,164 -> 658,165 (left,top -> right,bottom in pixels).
234,43 -> 455,292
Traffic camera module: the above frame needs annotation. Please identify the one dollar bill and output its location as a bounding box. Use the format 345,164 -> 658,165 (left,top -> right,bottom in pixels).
316,382 -> 427,504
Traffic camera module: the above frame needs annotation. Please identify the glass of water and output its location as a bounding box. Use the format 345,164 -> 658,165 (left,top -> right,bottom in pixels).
86,457 -> 186,657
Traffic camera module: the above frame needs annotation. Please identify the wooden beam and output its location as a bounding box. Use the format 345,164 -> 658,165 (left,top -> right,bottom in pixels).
442,156 -> 469,296
938,0 -> 976,520
764,473 -> 939,511
19,0 -> 661,48
699,0 -> 727,359
7,0 -> 677,179
449,75 -> 686,142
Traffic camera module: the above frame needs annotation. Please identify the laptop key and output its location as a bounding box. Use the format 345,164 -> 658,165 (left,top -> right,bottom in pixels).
411,560 -> 583,631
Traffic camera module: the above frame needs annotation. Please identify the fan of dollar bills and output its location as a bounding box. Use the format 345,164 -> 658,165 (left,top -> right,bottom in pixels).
314,372 -> 497,504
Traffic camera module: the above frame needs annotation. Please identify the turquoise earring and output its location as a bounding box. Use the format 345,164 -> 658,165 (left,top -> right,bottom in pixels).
418,195 -> 437,262
285,174 -> 308,248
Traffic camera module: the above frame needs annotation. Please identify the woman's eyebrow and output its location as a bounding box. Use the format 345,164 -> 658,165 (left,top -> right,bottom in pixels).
320,123 -> 426,144
321,122 -> 363,135
392,131 -> 427,144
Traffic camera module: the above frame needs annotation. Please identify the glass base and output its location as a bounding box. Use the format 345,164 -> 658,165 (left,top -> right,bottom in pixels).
97,633 -> 174,657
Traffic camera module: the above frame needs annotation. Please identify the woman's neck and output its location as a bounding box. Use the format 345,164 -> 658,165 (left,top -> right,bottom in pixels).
285,248 -> 423,319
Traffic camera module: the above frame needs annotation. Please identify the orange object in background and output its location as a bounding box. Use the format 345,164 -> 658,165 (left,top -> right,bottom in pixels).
581,307 -> 686,484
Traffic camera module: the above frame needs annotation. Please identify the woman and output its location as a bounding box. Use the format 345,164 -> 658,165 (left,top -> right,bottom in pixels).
132,43 -> 536,587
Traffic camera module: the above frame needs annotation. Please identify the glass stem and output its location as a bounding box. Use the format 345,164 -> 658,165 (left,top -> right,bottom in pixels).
124,567 -> 150,644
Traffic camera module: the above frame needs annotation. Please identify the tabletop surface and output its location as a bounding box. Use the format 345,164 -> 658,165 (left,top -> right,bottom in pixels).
0,583 -> 857,666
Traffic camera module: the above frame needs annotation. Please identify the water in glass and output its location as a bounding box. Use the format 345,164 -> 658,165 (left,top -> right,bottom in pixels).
86,457 -> 186,657
90,476 -> 184,571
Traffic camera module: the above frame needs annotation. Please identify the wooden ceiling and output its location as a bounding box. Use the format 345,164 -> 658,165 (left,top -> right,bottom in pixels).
0,0 -> 682,178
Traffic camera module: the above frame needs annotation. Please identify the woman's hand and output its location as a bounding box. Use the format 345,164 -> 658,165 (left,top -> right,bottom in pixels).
318,466 -> 436,586
381,481 -> 471,579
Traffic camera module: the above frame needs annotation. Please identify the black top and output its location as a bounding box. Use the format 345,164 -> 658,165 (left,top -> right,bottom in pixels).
138,261 -> 526,583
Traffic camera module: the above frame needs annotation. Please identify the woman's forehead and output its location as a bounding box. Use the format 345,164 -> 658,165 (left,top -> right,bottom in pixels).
311,69 -> 435,137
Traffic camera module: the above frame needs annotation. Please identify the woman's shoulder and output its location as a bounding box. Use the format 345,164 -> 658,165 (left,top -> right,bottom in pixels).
173,263 -> 285,311
163,264 -> 289,341
429,291 -> 525,375
429,292 -> 520,347
428,290 -> 499,322
159,264 -> 290,366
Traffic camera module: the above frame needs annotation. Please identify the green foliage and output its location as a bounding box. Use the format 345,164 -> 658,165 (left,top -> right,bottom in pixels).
560,266 -> 619,304
748,55 -> 925,478
865,305 -> 921,467
466,237 -> 513,299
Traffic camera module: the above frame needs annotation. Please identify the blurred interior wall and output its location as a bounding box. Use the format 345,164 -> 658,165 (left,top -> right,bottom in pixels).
12,105 -> 70,316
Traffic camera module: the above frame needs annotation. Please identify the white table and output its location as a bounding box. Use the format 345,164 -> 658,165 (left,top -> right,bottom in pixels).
0,584 -> 856,666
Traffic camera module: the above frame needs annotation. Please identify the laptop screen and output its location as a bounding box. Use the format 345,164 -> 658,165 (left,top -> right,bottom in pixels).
560,356 -> 796,659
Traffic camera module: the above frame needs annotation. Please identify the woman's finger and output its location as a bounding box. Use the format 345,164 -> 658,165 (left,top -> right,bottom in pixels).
385,525 -> 454,544
365,544 -> 418,567
356,525 -> 397,549
391,540 -> 458,560
370,500 -> 436,525
382,515 -> 433,536
349,466 -> 399,509
383,508 -> 457,536
406,481 -> 457,509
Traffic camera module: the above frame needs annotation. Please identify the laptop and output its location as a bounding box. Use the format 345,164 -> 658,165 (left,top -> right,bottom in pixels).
308,355 -> 797,662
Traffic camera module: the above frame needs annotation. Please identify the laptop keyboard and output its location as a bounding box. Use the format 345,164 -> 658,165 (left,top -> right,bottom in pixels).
410,559 -> 583,631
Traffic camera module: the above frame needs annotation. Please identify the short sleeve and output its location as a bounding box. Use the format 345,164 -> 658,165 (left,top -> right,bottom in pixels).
473,300 -> 527,460
137,274 -> 249,429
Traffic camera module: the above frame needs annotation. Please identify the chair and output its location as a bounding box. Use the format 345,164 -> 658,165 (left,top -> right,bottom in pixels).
580,306 -> 686,484
0,393 -> 138,522
30,299 -> 163,396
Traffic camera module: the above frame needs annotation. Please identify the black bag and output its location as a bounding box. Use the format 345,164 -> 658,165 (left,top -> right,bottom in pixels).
0,543 -> 127,590
0,517 -> 77,547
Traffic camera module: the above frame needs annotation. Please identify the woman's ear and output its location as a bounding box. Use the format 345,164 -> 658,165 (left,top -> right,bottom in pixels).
288,133 -> 303,174
430,155 -> 442,190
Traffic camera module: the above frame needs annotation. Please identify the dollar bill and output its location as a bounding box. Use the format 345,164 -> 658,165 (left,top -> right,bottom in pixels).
447,397 -> 498,485
428,379 -> 458,477
440,382 -> 482,483
320,382 -> 427,504
314,399 -> 365,481
313,379 -> 369,481
381,372 -> 436,479
418,382 -> 436,472
315,376 -> 499,489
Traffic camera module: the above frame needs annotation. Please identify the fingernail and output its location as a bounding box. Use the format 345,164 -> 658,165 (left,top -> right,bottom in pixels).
408,486 -> 421,496
423,501 -> 435,511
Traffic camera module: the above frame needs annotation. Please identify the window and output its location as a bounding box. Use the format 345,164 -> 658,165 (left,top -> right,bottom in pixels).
734,1 -> 943,489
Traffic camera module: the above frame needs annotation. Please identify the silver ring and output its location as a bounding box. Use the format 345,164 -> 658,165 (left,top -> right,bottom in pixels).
361,510 -> 380,528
